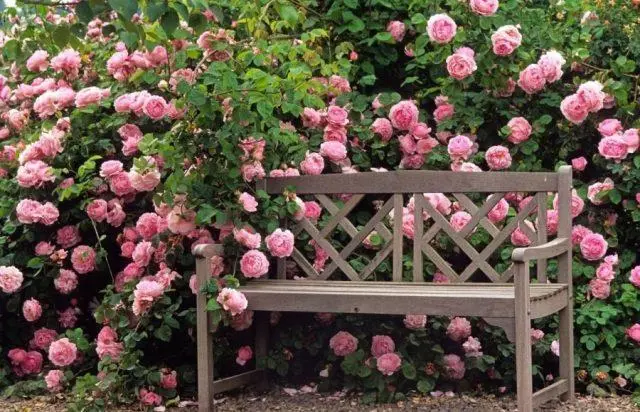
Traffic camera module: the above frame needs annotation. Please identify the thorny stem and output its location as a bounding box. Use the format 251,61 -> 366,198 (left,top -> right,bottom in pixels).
90,218 -> 115,282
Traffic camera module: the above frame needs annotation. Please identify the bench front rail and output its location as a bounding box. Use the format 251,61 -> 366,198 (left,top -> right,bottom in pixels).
195,167 -> 575,412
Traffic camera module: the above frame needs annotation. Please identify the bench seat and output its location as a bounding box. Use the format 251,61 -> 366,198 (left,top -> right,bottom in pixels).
241,280 -> 568,319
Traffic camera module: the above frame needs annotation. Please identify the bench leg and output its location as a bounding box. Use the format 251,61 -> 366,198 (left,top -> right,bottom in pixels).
254,311 -> 270,392
514,263 -> 533,412
196,257 -> 214,412
558,301 -> 574,401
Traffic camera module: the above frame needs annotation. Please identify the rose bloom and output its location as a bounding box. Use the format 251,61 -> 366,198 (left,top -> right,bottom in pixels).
537,50 -> 566,82
552,189 -> 584,218
449,211 -> 472,232
470,0 -> 499,16
426,14 -> 457,44
160,369 -> 178,389
35,241 -> 55,256
386,20 -> 406,42
571,225 -> 592,246
320,141 -> 347,162
86,199 -> 108,222
447,135 -> 473,160
388,100 -> 419,131
54,269 -> 78,294
236,346 -> 253,366
580,233 -> 608,261
299,151 -> 325,175
265,229 -> 294,258
446,47 -> 477,80
142,95 -> 167,120
329,331 -> 358,356
217,288 -> 248,315
403,314 -> 427,329
326,105 -> 349,127
301,107 -> 322,128
491,25 -> 522,56
371,118 -> 394,141
531,329 -> 545,343
377,352 -> 402,376
507,117 -> 532,144
45,370 -> 64,392
22,298 -> 43,322
239,192 -> 258,212
167,207 -> 196,235
132,241 -> 155,267
587,178 -> 614,204
132,279 -> 165,316
75,87 -> 110,108
433,103 -> 455,123
571,156 -> 588,171
136,213 -> 162,240
598,119 -> 623,137
233,227 -> 261,249
595,263 -> 615,282
518,64 -> 546,94
598,135 -> 628,160
511,222 -> 534,246
240,250 -> 270,278
48,338 -> 78,367
560,93 -> 589,124
488,198 -> 509,223
463,336 -> 483,357
0,265 -> 24,293
623,128 -> 640,153
447,317 -> 472,342
304,201 -> 322,221
30,328 -> 57,351
26,50 -> 49,72
577,81 -> 605,112
627,324 -> 640,344
629,266 -> 640,288
589,278 -> 610,300
71,245 -> 97,274
109,171 -> 135,196
371,335 -> 396,358
139,389 -> 162,406
443,354 -> 465,380
485,145 -> 512,170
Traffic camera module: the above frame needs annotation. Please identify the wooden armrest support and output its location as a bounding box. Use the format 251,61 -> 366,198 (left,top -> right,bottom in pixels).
511,237 -> 570,262
193,244 -> 224,259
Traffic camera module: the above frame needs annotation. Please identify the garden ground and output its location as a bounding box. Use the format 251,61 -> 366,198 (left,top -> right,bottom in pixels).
0,389 -> 637,411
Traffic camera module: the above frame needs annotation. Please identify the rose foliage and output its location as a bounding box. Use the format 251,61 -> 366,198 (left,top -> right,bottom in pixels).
0,0 -> 640,409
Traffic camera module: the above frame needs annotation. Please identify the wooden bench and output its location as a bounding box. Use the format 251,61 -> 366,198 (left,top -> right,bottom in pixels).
195,167 -> 575,412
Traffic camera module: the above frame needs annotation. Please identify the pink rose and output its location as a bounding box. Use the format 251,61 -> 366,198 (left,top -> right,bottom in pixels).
329,331 -> 358,356
99,160 -> 124,179
571,225 -> 592,246
531,329 -> 545,343
26,50 -> 49,72
136,213 -> 162,240
388,100 -> 419,131
16,160 -> 55,188
233,228 -> 261,249
160,369 -> 178,389
488,198 -> 509,223
71,245 -> 97,274
470,0 -> 499,16
240,250 -> 270,278
86,199 -> 108,222
371,335 -> 395,358
587,178 -> 614,205
320,141 -> 347,162
376,352 -> 401,376
326,105 -> 349,126
129,167 -> 161,192
167,207 -> 196,235
446,47 -> 477,80
443,354 -> 465,380
241,162 -> 266,182
54,269 -> 78,294
518,64 -> 546,94
571,157 -> 588,171
589,278 -> 610,299
142,95 -> 167,120
553,189 -> 584,218
622,129 -> 639,153
56,225 -> 81,248
447,135 -> 473,160
239,192 -> 258,212
265,229 -> 294,258
22,298 -> 43,322
580,233 -> 608,261
507,117 -> 532,144
433,103 -> 455,123
629,266 -> 640,287
463,336 -> 483,357
598,135 -> 628,160
371,118 -> 394,141
48,338 -> 77,367
117,124 -> 143,141
236,346 -> 253,366
560,93 -> 589,124
96,326 -> 124,361
45,370 -> 64,392
0,266 -> 24,294
577,81 -> 605,113
50,49 -> 81,79
485,145 -> 512,170
447,317 -> 472,342
139,389 -> 162,406
403,314 -> 427,329
301,107 -> 322,128
109,171 -> 135,196
491,25 -> 522,56
132,279 -> 165,315
75,87 -> 110,108
386,20 -> 406,42
323,124 -> 347,143
595,263 -> 615,282
627,324 -> 640,344
132,241 -> 155,267
300,152 -> 325,175
537,50 -> 565,82
217,288 -> 248,315
427,14 -> 457,44
35,241 -> 55,256
597,119 -> 623,137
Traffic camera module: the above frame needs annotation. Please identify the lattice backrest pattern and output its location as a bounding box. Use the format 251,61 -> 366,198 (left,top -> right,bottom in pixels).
260,169 -> 572,283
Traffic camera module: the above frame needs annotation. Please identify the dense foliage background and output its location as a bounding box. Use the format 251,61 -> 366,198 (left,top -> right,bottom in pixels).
0,0 -> 639,409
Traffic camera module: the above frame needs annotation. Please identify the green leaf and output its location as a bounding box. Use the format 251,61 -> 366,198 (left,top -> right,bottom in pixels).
76,2 -> 94,23
153,324 -> 172,342
146,2 -> 168,21
108,0 -> 138,20
402,363 -> 417,380
161,10 -> 180,35
187,88 -> 207,106
206,299 -> 220,311
608,189 -> 622,204
275,3 -> 298,26
633,155 -> 640,168
416,378 -> 435,393
196,204 -> 216,225
52,26 -> 71,47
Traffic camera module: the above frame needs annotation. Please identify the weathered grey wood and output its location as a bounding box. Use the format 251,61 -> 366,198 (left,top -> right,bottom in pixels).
196,256 -> 214,412
512,238 -> 570,262
318,194 -> 364,238
264,171 -> 559,194
514,261 -> 533,412
194,243 -> 224,259
531,287 -> 569,319
393,194 -> 404,282
536,192 -> 548,282
557,166 -> 575,401
413,194 -> 424,282
315,194 -> 359,238
532,379 -> 569,408
454,193 -> 502,238
321,197 -> 394,279
360,241 -> 393,280
421,241 -> 460,282
484,317 -> 515,342
212,369 -> 266,393
290,248 -> 320,279
254,311 -> 269,391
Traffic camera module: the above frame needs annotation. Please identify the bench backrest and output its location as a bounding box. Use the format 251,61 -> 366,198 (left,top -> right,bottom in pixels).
259,167 -> 572,284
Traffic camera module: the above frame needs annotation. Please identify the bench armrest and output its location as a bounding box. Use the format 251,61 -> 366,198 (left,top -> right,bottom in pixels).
511,237 -> 570,262
193,243 -> 224,259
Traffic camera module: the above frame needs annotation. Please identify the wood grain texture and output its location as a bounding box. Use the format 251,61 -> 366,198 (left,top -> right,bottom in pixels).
532,379 -> 569,408
196,256 -> 214,412
514,261 -> 533,412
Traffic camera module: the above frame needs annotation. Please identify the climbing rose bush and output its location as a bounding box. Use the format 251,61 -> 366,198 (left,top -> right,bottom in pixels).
0,0 -> 639,408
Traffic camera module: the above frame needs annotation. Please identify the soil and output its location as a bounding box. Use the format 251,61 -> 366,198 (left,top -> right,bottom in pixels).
0,387 -> 637,411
